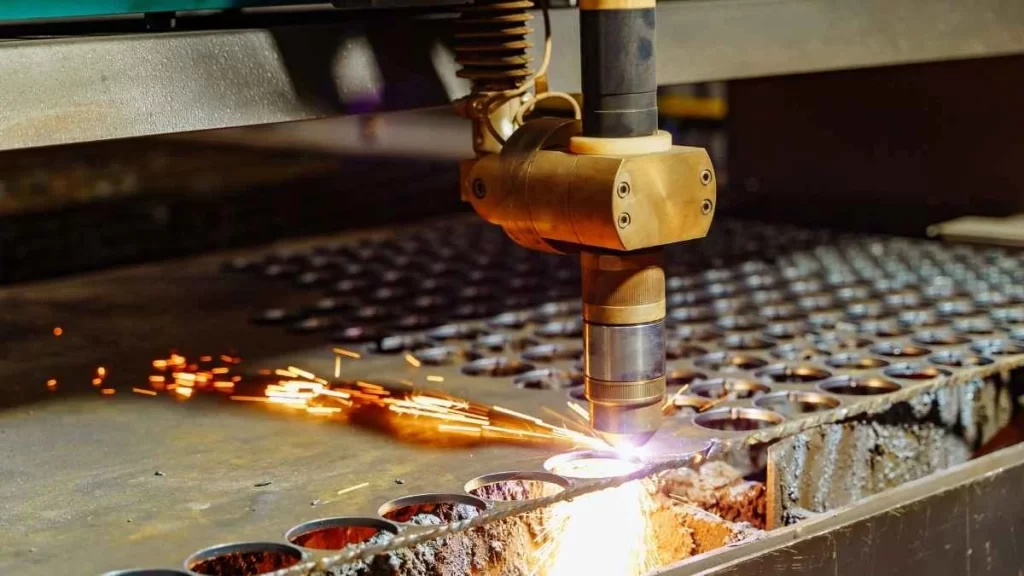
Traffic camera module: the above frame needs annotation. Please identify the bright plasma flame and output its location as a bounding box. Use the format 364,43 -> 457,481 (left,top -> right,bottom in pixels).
541,457 -> 656,576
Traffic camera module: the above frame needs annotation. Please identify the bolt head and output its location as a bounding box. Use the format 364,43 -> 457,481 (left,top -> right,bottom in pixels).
472,178 -> 487,199
617,212 -> 631,229
617,181 -> 631,198
700,169 -> 713,186
701,199 -> 714,215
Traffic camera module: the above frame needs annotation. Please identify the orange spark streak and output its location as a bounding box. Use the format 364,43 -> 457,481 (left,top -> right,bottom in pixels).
426,375 -> 444,383
404,353 -> 421,368
100,388 -> 116,396
336,481 -> 370,496
332,347 -> 361,359
46,379 -> 58,390
567,402 -> 590,422
287,366 -> 315,380
175,387 -> 193,399
133,388 -> 158,396
53,327 -> 63,337
230,395 -> 269,403
334,356 -> 341,379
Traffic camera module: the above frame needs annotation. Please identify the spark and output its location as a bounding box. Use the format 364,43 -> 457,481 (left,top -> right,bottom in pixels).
100,388 -> 116,396
230,395 -> 269,403
567,402 -> 590,422
426,375 -> 444,383
53,327 -> 63,337
175,387 -> 194,399
541,457 -> 655,576
404,353 -> 421,368
97,366 -> 106,376
91,378 -> 103,387
200,355 -> 213,362
334,356 -> 341,378
336,481 -> 370,496
133,388 -> 158,396
46,379 -> 58,391
287,366 -> 315,380
333,347 -> 361,359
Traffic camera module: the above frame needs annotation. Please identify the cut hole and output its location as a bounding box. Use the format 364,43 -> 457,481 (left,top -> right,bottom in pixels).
690,378 -> 770,400
819,375 -> 901,396
666,370 -> 707,388
535,319 -> 583,338
883,363 -> 952,381
898,308 -> 945,328
971,339 -> 1024,356
427,323 -> 489,341
928,351 -> 995,368
952,317 -> 997,335
693,407 -> 784,432
755,391 -> 840,416
413,346 -> 460,366
671,325 -> 723,342
533,301 -> 580,320
667,394 -> 712,414
513,369 -> 573,390
771,343 -> 831,361
763,321 -> 805,340
806,309 -> 844,329
856,320 -> 911,338
826,353 -> 890,370
711,296 -> 752,315
809,332 -> 873,351
465,471 -> 569,502
755,364 -> 832,384
869,342 -> 932,358
668,305 -> 715,324
473,334 -> 537,353
544,450 -> 642,479
722,334 -> 774,351
379,493 -> 487,525
186,542 -> 305,576
488,311 -> 533,329
935,298 -> 977,317
285,517 -> 397,551
666,341 -> 708,359
716,314 -> 765,332
462,357 -> 536,377
796,292 -> 836,311
912,331 -> 973,346
521,343 -> 582,362
844,300 -> 886,320
757,304 -> 801,321
694,351 -> 769,372
835,284 -> 872,302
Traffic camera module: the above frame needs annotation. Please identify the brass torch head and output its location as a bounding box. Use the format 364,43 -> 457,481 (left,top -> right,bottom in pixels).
581,250 -> 667,448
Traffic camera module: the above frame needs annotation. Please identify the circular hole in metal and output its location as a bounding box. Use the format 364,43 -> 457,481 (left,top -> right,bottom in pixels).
819,375 -> 901,396
706,281 -> 740,299
763,321 -> 805,340
835,284 -> 872,302
521,343 -> 583,362
722,334 -> 774,351
379,493 -> 487,525
668,305 -> 714,324
758,304 -> 801,321
285,517 -> 397,551
488,311 -> 533,329
666,341 -> 708,359
462,357 -> 536,377
691,378 -> 770,400
789,279 -> 824,296
935,298 -> 976,317
883,363 -> 952,381
898,307 -> 945,328
755,364 -> 832,384
666,369 -> 707,388
694,351 -> 769,372
755,391 -> 840,417
693,407 -> 784,432
543,450 -> 642,479
912,330 -> 973,346
412,346 -> 459,366
845,300 -> 886,320
797,292 -> 836,311
103,571 -> 190,576
971,339 -> 1024,356
806,309 -> 844,329
667,394 -> 712,415
711,296 -> 752,315
568,388 -> 587,401
465,471 -> 569,502
427,323 -> 488,341
288,316 -> 337,334
771,343 -> 831,361
671,325 -> 723,342
473,333 -> 537,353
928,350 -> 995,368
513,369 -> 573,390
250,308 -> 303,325
869,342 -> 932,358
716,314 -> 765,332
185,542 -> 305,576
330,325 -> 386,344
826,353 -> 890,370
809,331 -> 873,350
533,301 -> 580,320
952,317 -> 997,335
535,319 -> 583,338
991,306 -> 1024,325
857,320 -> 911,338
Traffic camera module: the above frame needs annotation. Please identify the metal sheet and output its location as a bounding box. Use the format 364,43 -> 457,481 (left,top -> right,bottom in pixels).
3,0 -> 1024,150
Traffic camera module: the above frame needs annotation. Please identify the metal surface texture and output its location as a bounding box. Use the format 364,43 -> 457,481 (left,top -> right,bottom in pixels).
2,215 -> 1021,574
3,0 -> 1024,150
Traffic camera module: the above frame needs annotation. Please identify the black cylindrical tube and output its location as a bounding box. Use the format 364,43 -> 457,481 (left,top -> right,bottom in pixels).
579,8 -> 657,138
